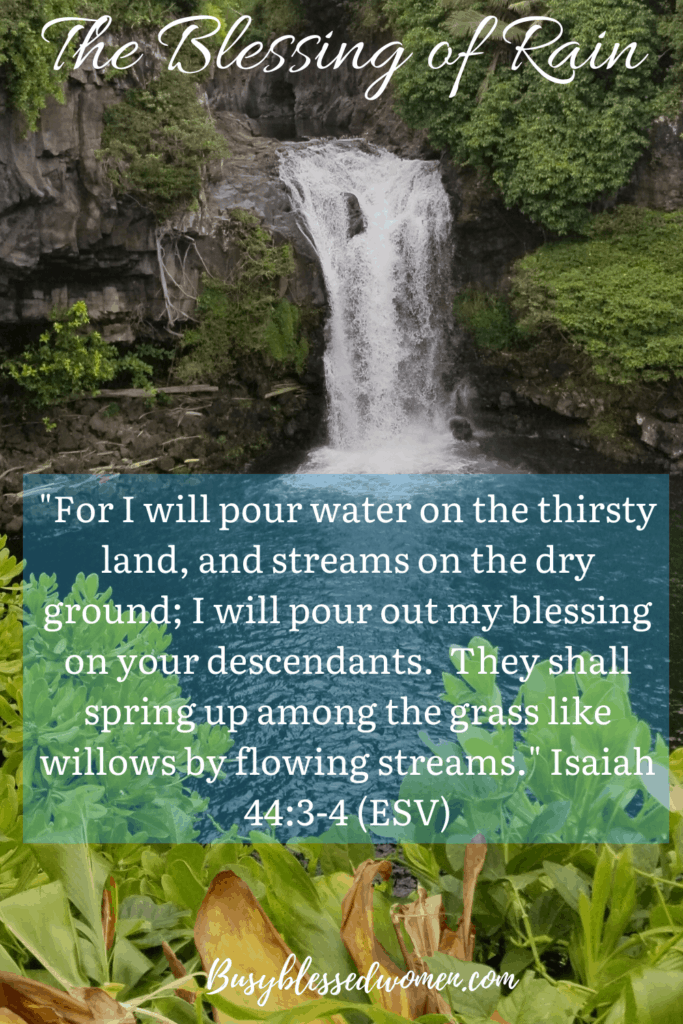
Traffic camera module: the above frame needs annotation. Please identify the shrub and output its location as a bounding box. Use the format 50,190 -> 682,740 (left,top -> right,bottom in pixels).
178,210 -> 309,384
2,301 -> 118,406
0,535 -> 24,841
0,0 -> 73,131
0,1 -> 214,129
384,0 -> 665,234
2,301 -> 156,405
100,71 -> 229,221
511,207 -> 683,383
454,288 -> 521,350
22,571 -> 232,843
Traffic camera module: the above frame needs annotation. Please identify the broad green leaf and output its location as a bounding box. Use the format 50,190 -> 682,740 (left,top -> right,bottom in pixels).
264,998 -> 427,1024
542,861 -> 590,914
498,972 -> 581,1023
625,968 -> 683,1023
152,995 -> 199,1024
256,844 -> 362,998
112,934 -> 154,992
0,942 -> 23,975
30,843 -> 109,979
162,859 -> 206,916
425,952 -> 500,1020
0,881 -> 86,989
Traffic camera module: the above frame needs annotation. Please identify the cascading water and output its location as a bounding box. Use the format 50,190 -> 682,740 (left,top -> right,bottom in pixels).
280,140 -> 475,473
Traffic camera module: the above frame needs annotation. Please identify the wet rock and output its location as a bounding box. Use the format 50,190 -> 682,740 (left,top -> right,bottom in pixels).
344,193 -> 366,237
637,413 -> 683,459
657,406 -> 680,422
517,383 -> 606,420
449,415 -> 473,440
549,361 -> 572,379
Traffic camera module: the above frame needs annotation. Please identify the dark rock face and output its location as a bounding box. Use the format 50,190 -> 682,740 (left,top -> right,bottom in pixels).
0,69 -> 327,354
0,383 -> 326,538
344,193 -> 366,237
621,109 -> 683,211
637,413 -> 683,460
0,79 -> 150,343
211,46 -> 435,159
448,415 -> 473,441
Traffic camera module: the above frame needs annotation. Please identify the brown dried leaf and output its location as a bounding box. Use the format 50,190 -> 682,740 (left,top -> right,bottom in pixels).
101,879 -> 116,953
389,887 -> 454,1016
444,836 -> 488,962
0,973 -> 135,1024
0,1010 -> 27,1024
162,942 -> 196,1005
390,886 -> 442,959
194,871 -> 338,1024
340,860 -> 419,1018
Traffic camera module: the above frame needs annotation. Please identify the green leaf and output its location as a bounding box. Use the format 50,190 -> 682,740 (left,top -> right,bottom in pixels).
525,802 -> 570,842
0,881 -> 86,989
112,934 -> 154,993
264,999 -> 424,1024
497,972 -> 581,1023
161,859 -> 206,916
425,952 -> 500,1020
30,843 -> 109,980
624,968 -> 683,1023
256,844 -> 363,1000
542,861 -> 590,914
0,941 -> 23,975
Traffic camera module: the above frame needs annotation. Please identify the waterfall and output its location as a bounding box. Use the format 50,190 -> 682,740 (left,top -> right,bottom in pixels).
279,141 -> 464,472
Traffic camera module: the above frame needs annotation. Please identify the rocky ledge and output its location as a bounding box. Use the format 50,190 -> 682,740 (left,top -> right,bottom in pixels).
0,382 -> 324,540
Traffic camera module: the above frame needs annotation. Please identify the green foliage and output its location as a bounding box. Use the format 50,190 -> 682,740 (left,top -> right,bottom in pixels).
0,1 -> 216,129
100,72 -> 229,221
22,571 -> 232,843
239,0 -> 305,36
511,207 -> 683,383
385,0 -> 664,233
1,823 -> 683,1021
179,210 -> 309,384
454,287 -> 521,350
403,827 -> 683,1024
1,301 -> 155,405
385,635 -> 669,844
658,1 -> 683,111
2,301 -> 118,407
0,535 -> 24,843
263,299 -> 308,372
0,0 -> 73,131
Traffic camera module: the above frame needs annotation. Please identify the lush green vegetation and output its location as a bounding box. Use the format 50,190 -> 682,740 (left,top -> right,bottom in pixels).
0,1 -> 198,130
178,209 -> 309,385
383,0 -> 674,233
3,546 -> 683,1021
388,636 -> 669,845
510,207 -> 683,384
454,288 -> 521,351
0,535 -> 23,843
100,71 -> 229,221
22,570 -> 231,843
1,301 -> 154,406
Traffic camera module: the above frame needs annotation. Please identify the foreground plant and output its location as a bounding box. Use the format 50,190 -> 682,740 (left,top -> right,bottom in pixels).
388,636 -> 669,844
